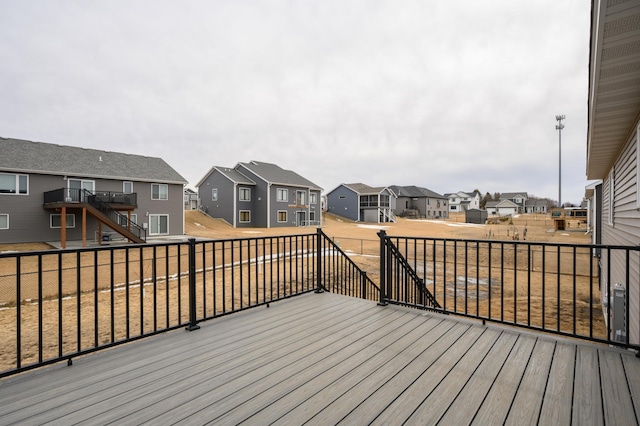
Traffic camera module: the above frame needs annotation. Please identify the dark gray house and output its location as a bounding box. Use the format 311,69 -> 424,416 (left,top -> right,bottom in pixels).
196,161 -> 322,228
0,138 -> 187,247
389,185 -> 448,219
326,183 -> 396,223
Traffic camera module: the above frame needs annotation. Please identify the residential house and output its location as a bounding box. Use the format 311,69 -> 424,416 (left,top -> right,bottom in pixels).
326,183 -> 396,223
196,161 -> 322,228
183,188 -> 198,210
499,192 -> 528,213
485,200 -> 518,217
445,190 -> 481,212
585,0 -> 640,345
524,199 -> 548,214
0,138 -> 187,247
389,185 -> 448,219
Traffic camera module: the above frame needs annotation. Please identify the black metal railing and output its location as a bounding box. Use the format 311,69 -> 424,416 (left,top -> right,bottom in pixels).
0,230 -> 372,378
378,232 -> 640,351
1,229 -> 638,378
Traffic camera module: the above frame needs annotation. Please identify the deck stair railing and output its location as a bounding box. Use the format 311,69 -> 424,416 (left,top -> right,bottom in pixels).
378,230 -> 440,309
378,233 -> 640,353
82,189 -> 146,241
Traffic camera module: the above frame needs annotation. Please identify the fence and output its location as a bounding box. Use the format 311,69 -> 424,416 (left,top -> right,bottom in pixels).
0,230 -> 378,378
378,231 -> 640,351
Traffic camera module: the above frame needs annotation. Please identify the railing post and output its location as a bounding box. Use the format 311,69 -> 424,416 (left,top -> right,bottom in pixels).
186,238 -> 200,331
315,229 -> 324,293
362,271 -> 367,299
378,230 -> 388,305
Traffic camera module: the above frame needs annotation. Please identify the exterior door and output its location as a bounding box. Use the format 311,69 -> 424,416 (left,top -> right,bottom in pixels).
296,211 -> 307,227
68,179 -> 95,202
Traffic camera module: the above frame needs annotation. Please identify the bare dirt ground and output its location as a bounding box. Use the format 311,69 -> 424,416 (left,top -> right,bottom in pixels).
0,211 -> 596,372
185,210 -> 591,245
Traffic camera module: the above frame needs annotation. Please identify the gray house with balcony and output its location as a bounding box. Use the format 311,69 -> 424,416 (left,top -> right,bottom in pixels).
326,183 -> 396,223
196,161 -> 322,228
389,185 -> 448,219
0,138 -> 187,247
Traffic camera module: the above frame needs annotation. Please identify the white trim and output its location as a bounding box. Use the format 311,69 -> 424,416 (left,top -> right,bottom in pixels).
0,214 -> 8,229
277,210 -> 288,223
239,186 -> 251,201
123,181 -> 133,193
0,173 -> 29,195
212,188 -> 218,201
50,214 -> 76,228
276,188 -> 288,202
239,210 -> 251,223
149,214 -> 169,235
151,183 -> 168,200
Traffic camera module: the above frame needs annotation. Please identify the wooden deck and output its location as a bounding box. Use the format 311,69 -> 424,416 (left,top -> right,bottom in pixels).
1,292 -> 639,425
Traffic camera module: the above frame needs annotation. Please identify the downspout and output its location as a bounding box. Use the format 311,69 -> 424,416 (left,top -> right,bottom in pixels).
233,182 -> 237,228
267,183 -> 271,228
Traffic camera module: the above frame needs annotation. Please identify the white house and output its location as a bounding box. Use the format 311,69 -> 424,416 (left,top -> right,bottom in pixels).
445,190 -> 480,212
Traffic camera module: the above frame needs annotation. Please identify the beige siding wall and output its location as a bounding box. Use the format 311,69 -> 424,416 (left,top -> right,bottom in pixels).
601,128 -> 640,345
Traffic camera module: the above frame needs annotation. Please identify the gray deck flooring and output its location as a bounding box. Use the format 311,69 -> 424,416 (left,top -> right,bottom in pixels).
1,292 -> 639,425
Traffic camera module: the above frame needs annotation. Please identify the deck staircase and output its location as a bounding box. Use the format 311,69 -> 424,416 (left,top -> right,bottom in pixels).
43,188 -> 146,244
84,191 -> 146,243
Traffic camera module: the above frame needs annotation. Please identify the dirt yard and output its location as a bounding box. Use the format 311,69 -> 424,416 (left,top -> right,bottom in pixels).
0,211 -> 596,372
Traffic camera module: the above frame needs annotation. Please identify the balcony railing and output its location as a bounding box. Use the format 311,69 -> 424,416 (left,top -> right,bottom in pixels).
0,229 -> 636,378
44,188 -> 137,206
378,231 -> 639,351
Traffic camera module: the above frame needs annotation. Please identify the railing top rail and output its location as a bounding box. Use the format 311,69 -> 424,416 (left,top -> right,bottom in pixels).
380,234 -> 640,251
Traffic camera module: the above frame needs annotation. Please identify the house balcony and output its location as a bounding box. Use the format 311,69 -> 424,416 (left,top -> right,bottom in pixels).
43,188 -> 138,210
0,232 -> 638,423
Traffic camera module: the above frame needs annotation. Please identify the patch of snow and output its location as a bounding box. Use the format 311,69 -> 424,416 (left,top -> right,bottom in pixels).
357,224 -> 390,230
194,222 -> 204,228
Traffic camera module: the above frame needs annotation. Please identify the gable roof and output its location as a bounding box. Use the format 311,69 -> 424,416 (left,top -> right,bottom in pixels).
389,185 -> 446,199
237,161 -> 322,190
500,192 -> 528,200
213,166 -> 256,185
341,183 -> 391,195
1,137 -> 187,184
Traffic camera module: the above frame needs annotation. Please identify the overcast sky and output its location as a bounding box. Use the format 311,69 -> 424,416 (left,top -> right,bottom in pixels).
1,0 -> 591,204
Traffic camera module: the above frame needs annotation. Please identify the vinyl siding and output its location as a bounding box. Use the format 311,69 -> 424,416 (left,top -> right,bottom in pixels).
601,130 -> 640,345
0,173 -> 183,244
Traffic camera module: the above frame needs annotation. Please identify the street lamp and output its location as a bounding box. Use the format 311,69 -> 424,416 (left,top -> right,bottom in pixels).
556,115 -> 565,207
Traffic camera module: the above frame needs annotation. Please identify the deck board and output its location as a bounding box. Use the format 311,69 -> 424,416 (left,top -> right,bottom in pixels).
0,291 -> 638,425
539,342 -> 576,424
504,338 -> 556,425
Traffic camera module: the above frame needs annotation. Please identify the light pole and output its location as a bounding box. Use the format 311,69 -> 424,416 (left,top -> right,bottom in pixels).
556,115 -> 565,207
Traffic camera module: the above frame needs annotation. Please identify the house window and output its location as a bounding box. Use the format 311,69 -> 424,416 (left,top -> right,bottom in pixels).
277,211 -> 287,222
277,188 -> 288,202
451,205 -> 457,210
310,193 -> 317,204
212,188 -> 218,201
0,214 -> 8,229
296,191 -> 307,206
149,214 -> 169,235
151,184 -> 168,200
239,210 -> 251,223
123,181 -> 133,193
50,214 -> 75,228
309,211 -> 316,221
380,195 -> 390,207
239,187 -> 251,201
339,195 -> 346,199
0,173 -> 28,195
118,214 -> 137,228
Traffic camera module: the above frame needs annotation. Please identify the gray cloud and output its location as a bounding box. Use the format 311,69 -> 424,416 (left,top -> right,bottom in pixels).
0,0 -> 590,204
